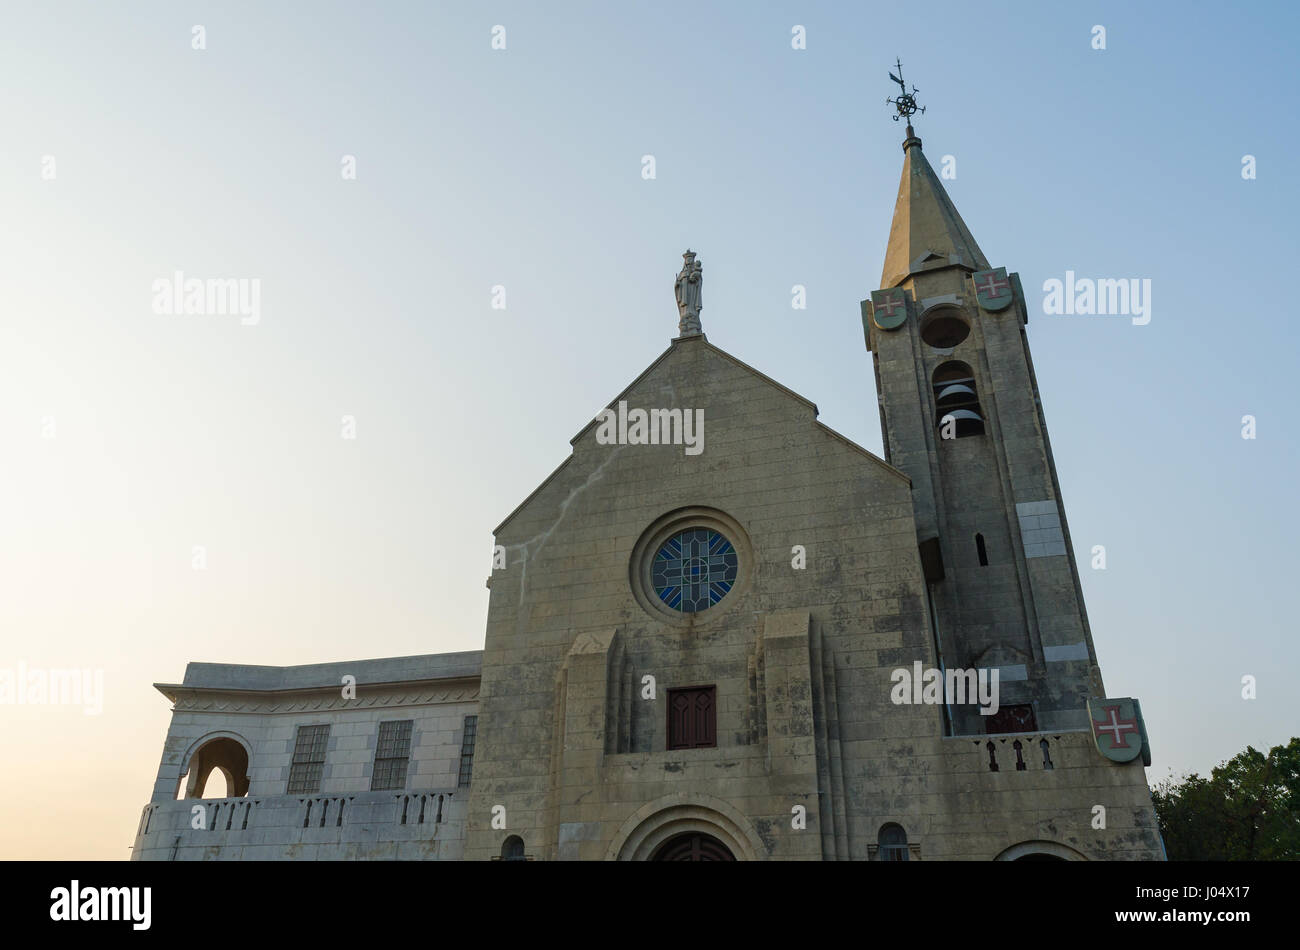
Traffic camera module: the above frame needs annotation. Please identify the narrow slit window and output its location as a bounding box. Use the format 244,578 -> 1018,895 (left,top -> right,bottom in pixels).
976,533 -> 988,566
457,716 -> 478,787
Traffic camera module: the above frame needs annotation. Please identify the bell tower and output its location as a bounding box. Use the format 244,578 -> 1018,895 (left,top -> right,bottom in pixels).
864,75 -> 1104,735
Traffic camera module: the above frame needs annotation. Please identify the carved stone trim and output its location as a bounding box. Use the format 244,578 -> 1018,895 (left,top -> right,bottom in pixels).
170,684 -> 480,714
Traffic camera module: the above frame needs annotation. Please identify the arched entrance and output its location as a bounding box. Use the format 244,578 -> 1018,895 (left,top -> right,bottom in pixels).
652,832 -> 735,862
994,841 -> 1087,862
178,733 -> 252,799
606,794 -> 766,861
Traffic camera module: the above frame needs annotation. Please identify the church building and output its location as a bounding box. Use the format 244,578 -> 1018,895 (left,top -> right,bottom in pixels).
130,118 -> 1163,862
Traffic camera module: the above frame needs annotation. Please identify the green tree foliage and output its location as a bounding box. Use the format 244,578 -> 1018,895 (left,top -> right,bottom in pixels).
1151,737 -> 1299,860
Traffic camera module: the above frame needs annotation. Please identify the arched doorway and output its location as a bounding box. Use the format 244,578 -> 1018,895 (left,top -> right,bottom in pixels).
178,734 -> 252,799
607,795 -> 765,861
993,841 -> 1087,862
652,832 -> 735,862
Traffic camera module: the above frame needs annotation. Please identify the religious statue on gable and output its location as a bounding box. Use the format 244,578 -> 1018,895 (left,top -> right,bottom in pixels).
674,249 -> 703,336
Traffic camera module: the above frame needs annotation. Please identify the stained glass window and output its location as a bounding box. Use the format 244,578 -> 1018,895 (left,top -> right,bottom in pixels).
652,528 -> 738,612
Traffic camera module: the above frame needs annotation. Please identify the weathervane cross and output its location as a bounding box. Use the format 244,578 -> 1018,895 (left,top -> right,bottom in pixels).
886,58 -> 925,124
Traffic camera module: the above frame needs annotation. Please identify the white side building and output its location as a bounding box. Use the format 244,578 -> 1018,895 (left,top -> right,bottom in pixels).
131,652 -> 482,861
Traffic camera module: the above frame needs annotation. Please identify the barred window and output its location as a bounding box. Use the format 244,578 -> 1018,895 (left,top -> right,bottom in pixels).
457,716 -> 478,787
370,720 -> 413,791
287,724 -> 330,794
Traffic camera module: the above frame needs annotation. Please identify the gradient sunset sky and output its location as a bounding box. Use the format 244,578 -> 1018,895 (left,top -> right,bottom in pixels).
1,1 -> 1296,859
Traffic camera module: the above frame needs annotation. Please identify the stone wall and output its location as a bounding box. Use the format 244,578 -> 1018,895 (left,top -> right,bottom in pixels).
467,335 -> 938,861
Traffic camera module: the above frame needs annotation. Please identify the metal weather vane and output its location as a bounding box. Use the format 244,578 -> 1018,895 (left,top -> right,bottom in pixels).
886,58 -> 925,124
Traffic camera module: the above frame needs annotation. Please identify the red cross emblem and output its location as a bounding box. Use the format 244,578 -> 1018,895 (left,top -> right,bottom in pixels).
1086,696 -> 1148,764
869,290 -> 908,330
976,272 -> 1010,298
1092,705 -> 1138,748
876,295 -> 904,318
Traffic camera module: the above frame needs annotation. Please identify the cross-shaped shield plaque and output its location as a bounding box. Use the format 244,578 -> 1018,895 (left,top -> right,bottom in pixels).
1086,697 -> 1148,764
973,267 -> 1014,312
868,288 -> 909,330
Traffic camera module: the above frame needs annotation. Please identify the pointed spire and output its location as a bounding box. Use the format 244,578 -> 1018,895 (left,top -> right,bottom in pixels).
879,126 -> 989,289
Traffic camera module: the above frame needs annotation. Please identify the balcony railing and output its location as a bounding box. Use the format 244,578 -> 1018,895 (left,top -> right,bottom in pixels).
132,788 -> 466,861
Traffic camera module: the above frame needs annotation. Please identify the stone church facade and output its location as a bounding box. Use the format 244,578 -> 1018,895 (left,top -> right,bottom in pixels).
130,125 -> 1163,862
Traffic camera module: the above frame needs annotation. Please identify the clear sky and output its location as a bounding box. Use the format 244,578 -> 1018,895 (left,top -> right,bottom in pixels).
1,1 -> 1295,860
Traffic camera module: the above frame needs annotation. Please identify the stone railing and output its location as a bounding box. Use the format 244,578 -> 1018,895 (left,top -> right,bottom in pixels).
131,788 -> 467,861
948,730 -> 1092,773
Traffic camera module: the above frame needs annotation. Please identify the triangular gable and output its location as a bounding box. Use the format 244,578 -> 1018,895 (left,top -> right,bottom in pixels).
493,336 -> 908,535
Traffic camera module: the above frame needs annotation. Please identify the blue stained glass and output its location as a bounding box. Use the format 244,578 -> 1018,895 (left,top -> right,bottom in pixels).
653,528 -> 737,612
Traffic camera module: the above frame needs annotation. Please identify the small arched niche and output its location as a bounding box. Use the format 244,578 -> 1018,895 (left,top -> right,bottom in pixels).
877,822 -> 910,862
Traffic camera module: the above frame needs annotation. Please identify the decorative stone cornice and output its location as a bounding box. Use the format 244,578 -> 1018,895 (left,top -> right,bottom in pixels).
166,680 -> 480,714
